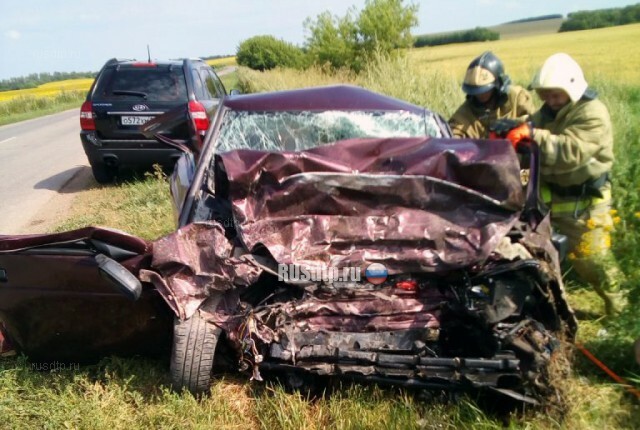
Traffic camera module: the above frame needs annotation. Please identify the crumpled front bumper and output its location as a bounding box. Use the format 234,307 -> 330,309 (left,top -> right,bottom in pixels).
264,327 -> 524,393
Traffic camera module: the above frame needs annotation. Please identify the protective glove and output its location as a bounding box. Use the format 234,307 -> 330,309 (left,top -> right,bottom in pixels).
489,118 -> 522,137
505,122 -> 533,149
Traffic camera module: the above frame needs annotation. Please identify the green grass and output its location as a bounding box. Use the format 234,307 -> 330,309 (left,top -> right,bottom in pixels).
221,71 -> 240,94
0,354 -> 509,429
53,168 -> 174,240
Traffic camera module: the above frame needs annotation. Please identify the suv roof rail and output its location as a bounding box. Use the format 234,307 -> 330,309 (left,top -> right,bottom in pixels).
104,58 -> 136,66
171,57 -> 204,63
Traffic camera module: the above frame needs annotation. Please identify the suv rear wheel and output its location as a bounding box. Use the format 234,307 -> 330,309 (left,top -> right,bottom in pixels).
91,162 -> 116,184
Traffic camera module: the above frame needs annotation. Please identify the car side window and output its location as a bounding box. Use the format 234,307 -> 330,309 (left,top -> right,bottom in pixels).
191,69 -> 207,100
208,70 -> 226,97
200,69 -> 218,100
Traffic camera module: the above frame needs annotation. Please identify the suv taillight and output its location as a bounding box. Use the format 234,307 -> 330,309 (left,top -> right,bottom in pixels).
188,100 -> 209,132
80,101 -> 95,131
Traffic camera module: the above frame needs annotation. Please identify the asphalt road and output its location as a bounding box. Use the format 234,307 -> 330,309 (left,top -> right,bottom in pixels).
0,108 -> 88,234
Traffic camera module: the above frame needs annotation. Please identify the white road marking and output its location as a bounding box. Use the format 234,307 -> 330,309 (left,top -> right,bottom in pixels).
0,136 -> 16,144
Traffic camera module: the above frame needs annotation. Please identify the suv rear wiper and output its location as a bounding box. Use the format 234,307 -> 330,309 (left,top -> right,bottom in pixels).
111,90 -> 148,99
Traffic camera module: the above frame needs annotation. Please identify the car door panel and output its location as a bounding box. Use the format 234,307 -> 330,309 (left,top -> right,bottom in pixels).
0,230 -> 172,361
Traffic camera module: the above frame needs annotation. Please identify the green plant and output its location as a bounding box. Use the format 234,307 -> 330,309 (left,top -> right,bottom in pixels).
304,0 -> 418,72
236,35 -> 306,71
304,11 -> 360,71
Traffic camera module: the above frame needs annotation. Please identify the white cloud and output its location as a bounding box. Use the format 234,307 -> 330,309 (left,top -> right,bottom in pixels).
6,30 -> 21,40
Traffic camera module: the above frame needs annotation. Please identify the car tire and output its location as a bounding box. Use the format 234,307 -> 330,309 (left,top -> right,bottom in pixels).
170,311 -> 220,394
91,162 -> 116,184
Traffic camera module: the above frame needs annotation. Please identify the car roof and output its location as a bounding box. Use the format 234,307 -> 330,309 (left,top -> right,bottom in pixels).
223,85 -> 426,114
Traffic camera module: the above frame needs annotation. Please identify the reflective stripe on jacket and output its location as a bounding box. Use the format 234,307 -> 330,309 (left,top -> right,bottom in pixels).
541,184 -> 612,215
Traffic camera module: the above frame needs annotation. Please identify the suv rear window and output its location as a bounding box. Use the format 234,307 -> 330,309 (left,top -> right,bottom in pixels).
94,66 -> 188,102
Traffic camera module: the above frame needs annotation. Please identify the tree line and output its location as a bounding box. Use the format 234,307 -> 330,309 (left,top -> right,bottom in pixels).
413,27 -> 499,48
560,3 -> 640,32
504,14 -> 562,25
0,71 -> 96,92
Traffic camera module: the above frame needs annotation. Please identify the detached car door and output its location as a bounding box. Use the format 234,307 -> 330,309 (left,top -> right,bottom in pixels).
0,228 -> 172,362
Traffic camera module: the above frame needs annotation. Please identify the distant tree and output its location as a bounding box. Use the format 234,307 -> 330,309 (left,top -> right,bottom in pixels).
304,11 -> 359,70
356,0 -> 418,58
505,14 -> 563,24
304,0 -> 419,72
414,27 -> 499,48
236,35 -> 306,71
559,4 -> 640,32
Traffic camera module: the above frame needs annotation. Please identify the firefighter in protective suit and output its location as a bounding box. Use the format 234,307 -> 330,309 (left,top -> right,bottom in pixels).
449,51 -> 535,139
497,53 -> 621,315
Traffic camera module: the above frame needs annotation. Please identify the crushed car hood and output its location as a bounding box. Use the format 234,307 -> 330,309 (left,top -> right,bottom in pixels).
217,137 -> 525,273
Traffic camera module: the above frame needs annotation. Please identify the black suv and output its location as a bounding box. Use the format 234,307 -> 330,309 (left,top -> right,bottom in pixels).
80,58 -> 226,183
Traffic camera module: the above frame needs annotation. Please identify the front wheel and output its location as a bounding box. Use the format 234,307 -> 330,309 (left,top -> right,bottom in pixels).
170,312 -> 221,394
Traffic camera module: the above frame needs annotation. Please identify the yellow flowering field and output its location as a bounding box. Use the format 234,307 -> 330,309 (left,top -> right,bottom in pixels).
0,78 -> 93,102
206,56 -> 237,68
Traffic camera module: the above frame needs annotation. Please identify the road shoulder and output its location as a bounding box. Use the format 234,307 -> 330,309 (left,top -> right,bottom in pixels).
19,167 -> 93,234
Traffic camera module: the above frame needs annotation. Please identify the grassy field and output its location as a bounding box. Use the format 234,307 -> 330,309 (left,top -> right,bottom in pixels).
0,78 -> 92,125
0,78 -> 94,102
0,91 -> 86,126
1,24 -> 640,429
413,23 -> 640,88
489,17 -> 564,39
420,17 -> 563,42
206,56 -> 237,68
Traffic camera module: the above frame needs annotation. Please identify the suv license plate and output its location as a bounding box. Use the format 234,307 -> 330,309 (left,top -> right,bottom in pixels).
121,115 -> 154,125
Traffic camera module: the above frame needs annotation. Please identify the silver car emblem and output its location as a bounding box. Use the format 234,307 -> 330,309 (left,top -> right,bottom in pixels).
132,104 -> 149,111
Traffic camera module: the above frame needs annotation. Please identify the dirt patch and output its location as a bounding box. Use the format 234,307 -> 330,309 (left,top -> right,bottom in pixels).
20,167 -> 95,234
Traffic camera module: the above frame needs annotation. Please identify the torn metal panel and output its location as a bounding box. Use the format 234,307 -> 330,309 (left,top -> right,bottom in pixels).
218,137 -> 524,273
140,222 -> 263,319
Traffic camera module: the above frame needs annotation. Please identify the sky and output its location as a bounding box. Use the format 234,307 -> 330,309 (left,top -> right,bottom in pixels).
0,0 -> 637,80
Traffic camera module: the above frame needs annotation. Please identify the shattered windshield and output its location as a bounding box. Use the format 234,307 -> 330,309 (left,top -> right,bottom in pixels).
215,110 -> 444,153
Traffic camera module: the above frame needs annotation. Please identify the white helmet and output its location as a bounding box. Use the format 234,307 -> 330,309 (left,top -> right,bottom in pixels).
530,53 -> 588,102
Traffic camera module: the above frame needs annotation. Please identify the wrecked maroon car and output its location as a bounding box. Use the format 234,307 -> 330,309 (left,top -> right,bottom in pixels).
0,85 -> 576,404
